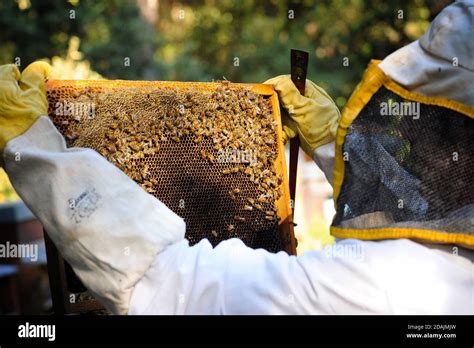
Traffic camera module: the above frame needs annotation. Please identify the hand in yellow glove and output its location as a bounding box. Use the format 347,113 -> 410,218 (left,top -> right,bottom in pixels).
0,62 -> 52,153
264,75 -> 341,156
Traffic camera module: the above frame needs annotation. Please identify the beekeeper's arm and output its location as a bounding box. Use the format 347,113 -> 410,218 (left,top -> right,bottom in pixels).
0,62 -> 186,315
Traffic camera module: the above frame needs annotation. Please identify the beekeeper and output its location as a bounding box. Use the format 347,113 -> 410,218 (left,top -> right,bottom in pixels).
1,1 -> 472,315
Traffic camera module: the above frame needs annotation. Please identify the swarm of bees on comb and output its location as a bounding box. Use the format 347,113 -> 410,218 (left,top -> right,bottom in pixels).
47,81 -> 288,251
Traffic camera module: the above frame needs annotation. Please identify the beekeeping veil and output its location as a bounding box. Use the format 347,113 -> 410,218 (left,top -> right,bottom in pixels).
331,1 -> 474,248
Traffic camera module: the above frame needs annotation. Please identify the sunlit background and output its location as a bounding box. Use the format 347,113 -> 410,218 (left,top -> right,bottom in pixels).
0,0 -> 451,313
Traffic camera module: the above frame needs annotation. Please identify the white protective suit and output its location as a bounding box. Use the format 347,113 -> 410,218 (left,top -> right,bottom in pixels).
3,1 -> 474,315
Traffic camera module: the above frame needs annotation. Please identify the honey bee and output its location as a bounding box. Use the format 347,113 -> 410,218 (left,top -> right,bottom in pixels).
211,230 -> 218,237
234,216 -> 245,222
222,169 -> 231,175
107,144 -> 117,154
247,198 -> 255,205
227,224 -> 235,232
128,142 -> 141,152
146,187 -> 156,193
130,172 -> 142,182
271,179 -> 280,188
258,194 -> 267,203
143,147 -> 155,155
142,164 -> 150,178
66,131 -> 79,141
277,175 -> 283,185
243,205 -> 253,211
106,131 -> 117,141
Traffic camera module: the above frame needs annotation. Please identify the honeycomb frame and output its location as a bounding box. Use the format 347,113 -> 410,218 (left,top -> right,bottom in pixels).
44,79 -> 296,313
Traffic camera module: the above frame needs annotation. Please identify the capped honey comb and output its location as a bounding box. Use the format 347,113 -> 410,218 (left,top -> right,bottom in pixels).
46,80 -> 295,254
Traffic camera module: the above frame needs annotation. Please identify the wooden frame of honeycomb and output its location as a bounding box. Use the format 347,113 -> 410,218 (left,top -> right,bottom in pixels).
45,79 -> 296,314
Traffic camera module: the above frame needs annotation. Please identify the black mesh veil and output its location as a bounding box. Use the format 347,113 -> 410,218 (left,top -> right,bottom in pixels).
333,87 -> 474,237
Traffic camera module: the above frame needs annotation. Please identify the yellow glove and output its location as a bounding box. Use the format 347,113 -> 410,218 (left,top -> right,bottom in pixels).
0,62 -> 52,153
264,75 -> 341,156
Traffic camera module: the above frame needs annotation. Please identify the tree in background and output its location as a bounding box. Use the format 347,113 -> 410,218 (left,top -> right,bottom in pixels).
0,0 -> 160,79
156,0 -> 451,107
0,0 -> 450,107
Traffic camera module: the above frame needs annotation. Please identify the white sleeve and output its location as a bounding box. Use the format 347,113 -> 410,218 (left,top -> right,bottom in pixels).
129,237 -> 474,315
2,116 -> 186,314
311,141 -> 335,186
129,237 -> 391,315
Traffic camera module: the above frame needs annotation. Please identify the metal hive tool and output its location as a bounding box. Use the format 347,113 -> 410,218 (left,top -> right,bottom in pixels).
44,79 -> 296,314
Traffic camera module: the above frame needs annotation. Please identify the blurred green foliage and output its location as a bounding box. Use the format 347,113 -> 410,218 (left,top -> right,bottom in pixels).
0,0 -> 451,109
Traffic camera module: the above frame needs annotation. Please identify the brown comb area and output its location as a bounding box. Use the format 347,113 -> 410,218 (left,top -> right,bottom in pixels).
47,81 -> 286,252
